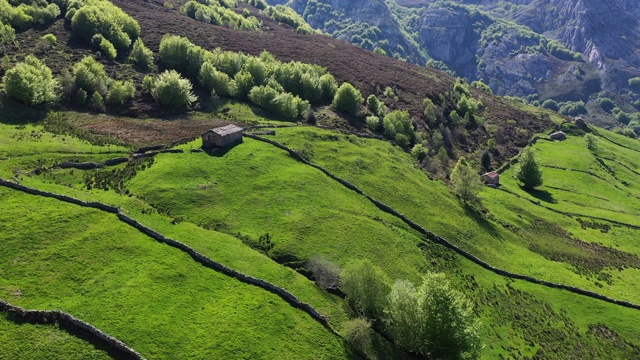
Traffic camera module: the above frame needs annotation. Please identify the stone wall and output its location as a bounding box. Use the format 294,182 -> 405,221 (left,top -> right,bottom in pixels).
0,178 -> 341,337
0,299 -> 145,360
244,134 -> 640,311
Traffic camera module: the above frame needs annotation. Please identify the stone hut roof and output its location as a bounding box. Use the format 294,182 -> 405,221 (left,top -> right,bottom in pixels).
205,124 -> 243,137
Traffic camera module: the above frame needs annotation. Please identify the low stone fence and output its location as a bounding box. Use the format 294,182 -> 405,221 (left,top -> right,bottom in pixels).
245,134 -> 640,311
0,178 -> 340,337
0,299 -> 145,359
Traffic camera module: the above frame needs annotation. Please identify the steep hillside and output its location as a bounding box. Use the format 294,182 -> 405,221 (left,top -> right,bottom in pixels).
273,0 -> 640,130
2,0 -> 640,359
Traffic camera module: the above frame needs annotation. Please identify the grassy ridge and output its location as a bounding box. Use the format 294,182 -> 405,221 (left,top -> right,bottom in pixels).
0,187 -> 350,359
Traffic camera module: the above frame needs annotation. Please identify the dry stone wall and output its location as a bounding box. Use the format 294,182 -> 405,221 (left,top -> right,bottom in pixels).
0,299 -> 145,360
0,179 -> 340,337
244,134 -> 640,311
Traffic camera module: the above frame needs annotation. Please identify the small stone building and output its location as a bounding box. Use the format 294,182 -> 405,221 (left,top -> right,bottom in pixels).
202,125 -> 244,149
574,117 -> 586,128
550,131 -> 567,141
482,171 -> 500,187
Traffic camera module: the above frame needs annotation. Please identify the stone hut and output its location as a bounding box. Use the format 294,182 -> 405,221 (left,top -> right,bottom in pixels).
202,125 -> 244,149
482,171 -> 500,187
550,131 -> 567,141
574,117 -> 586,128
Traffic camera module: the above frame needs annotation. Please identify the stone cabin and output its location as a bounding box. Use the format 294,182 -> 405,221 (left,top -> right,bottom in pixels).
482,171 -> 500,187
202,125 -> 244,149
574,117 -> 586,128
550,131 -> 567,141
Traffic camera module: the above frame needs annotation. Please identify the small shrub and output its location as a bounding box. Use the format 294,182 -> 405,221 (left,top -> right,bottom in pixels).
584,133 -> 598,152
90,91 -> 105,111
151,70 -> 197,108
107,80 -> 135,105
129,38 -> 154,69
76,88 -> 87,106
451,157 -> 482,204
73,56 -> 109,95
411,143 -> 427,161
340,259 -> 390,319
142,75 -> 155,93
365,115 -> 380,130
36,33 -> 57,52
629,77 -> 640,88
100,38 -> 117,61
541,99 -> 559,111
344,318 -> 372,354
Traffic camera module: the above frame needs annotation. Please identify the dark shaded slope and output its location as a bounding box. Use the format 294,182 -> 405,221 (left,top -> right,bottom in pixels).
113,0 -> 553,163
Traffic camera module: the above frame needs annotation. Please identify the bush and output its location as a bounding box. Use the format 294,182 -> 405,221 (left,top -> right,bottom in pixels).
411,143 -> 427,161
541,99 -> 559,111
584,133 -> 598,152
365,115 -> 380,130
383,110 -> 415,146
107,80 -> 135,105
0,21 -> 16,51
90,91 -> 104,111
151,70 -> 197,108
423,98 -> 437,126
76,88 -> 87,106
629,77 -> 640,88
457,93 -> 482,118
340,259 -> 390,319
73,56 -> 109,95
319,74 -> 338,102
36,33 -> 57,52
597,97 -> 615,112
385,274 -> 482,359
129,38 -> 154,69
3,55 -> 58,105
100,38 -> 117,60
142,75 -> 155,93
515,147 -> 543,190
344,318 -> 372,355
307,255 -> 340,290
199,62 -> 232,97
450,157 -> 482,204
332,82 -> 364,116
616,111 -> 631,124
159,34 -> 193,75
366,94 -> 381,115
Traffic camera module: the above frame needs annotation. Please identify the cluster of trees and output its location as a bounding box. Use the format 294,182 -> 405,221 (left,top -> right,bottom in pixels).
0,0 -> 61,30
157,34 -> 354,115
541,99 -> 586,116
2,54 -> 136,110
309,258 -> 482,359
264,4 -> 317,34
68,0 -> 141,59
181,0 -> 261,31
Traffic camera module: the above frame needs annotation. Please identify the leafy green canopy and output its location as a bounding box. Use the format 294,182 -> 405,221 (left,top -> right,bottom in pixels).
515,147 -> 543,190
69,0 -> 140,50
150,70 -> 198,108
3,55 -> 58,105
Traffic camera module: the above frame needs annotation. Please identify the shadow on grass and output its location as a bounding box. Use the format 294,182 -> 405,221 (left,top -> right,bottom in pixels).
0,96 -> 49,125
2,311 -> 137,360
463,203 -> 501,238
523,187 -> 557,204
203,140 -> 244,157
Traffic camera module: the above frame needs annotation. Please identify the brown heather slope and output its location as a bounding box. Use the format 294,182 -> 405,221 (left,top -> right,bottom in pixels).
113,0 -> 554,163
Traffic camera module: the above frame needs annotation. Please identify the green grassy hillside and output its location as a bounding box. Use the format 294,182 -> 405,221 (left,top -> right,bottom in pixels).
2,114 -> 639,359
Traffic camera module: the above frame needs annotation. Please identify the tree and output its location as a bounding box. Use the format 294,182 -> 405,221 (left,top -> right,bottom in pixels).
340,259 -> 391,319
412,143 -> 427,161
384,274 -> 482,360
344,318 -> 373,355
367,94 -> 381,115
3,55 -> 58,105
450,157 -> 482,204
100,38 -> 117,61
515,147 -> 543,190
584,133 -> 598,153
332,82 -> 364,116
73,56 -> 109,95
151,70 -> 197,108
0,22 -> 16,55
107,80 -> 135,105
